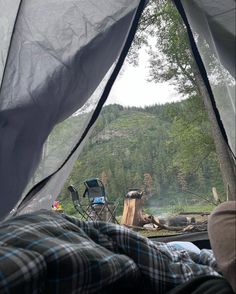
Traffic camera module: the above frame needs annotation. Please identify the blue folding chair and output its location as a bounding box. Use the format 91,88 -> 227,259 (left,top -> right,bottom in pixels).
83,178 -> 106,205
68,178 -> 119,223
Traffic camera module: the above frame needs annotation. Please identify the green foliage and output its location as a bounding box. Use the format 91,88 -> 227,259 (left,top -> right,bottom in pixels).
60,103 -> 225,215
129,0 -> 197,96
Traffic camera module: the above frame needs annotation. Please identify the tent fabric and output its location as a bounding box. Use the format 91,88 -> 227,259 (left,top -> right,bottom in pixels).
0,0 -> 21,84
179,0 -> 235,79
0,0 -> 146,219
15,136 -> 88,216
178,0 -> 236,157
14,0 -> 147,218
0,0 -> 235,219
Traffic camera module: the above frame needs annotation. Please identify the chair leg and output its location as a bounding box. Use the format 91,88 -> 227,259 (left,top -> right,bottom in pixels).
106,204 -> 119,224
74,204 -> 94,221
89,204 -> 107,221
74,201 -> 119,224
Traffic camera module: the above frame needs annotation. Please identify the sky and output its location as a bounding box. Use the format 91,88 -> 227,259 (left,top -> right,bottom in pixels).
107,49 -> 184,107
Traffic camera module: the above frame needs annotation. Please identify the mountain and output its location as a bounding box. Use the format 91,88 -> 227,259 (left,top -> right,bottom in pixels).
60,101 -> 225,215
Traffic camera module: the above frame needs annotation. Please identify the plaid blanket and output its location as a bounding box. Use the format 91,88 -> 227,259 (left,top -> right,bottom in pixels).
0,210 -> 220,293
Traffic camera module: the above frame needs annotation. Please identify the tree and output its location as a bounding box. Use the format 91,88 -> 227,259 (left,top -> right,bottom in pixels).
129,0 -> 236,200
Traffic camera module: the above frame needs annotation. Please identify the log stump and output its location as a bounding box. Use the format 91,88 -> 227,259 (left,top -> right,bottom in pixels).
121,198 -> 145,226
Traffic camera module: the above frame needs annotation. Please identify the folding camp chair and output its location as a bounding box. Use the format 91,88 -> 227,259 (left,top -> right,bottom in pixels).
68,185 -> 93,221
83,178 -> 119,223
68,178 -> 119,223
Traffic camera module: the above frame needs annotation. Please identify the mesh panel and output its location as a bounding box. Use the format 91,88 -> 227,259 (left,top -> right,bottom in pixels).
0,0 -> 142,218
181,0 -> 236,156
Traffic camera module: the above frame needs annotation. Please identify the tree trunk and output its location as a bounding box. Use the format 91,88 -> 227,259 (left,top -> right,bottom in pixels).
194,69 -> 236,201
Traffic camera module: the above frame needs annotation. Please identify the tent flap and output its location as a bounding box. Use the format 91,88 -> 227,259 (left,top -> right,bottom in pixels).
179,0 -> 236,156
0,0 -> 145,218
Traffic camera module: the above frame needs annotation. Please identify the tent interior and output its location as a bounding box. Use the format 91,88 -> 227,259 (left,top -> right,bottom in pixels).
0,0 -> 235,293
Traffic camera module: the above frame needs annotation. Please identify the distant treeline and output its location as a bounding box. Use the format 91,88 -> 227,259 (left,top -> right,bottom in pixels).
60,100 -> 225,214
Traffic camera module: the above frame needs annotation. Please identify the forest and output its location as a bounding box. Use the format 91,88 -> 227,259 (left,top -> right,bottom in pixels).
59,101 -> 225,216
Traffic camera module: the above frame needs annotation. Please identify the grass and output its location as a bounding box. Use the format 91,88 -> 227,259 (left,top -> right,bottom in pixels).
121,203 -> 214,238
136,229 -> 181,238
60,200 -> 213,238
145,203 -> 215,216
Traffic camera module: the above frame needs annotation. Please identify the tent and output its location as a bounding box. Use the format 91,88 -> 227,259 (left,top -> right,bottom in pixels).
0,0 -> 147,218
0,0 -> 235,219
0,0 -> 235,292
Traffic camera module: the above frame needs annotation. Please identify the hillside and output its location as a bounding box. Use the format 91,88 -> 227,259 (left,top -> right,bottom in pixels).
60,101 -> 225,216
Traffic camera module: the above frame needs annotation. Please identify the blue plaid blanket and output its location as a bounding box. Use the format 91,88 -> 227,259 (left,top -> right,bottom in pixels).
0,210 -> 220,293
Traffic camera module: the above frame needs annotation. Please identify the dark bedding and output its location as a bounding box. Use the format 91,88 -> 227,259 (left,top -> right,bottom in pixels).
0,210 -> 221,293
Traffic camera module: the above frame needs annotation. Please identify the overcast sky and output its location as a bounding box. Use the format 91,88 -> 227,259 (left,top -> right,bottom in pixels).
107,49 -> 184,107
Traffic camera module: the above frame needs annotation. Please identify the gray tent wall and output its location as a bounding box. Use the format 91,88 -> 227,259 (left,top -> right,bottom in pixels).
0,0 -> 235,219
0,0 -> 146,219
